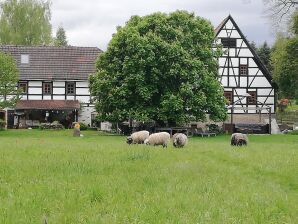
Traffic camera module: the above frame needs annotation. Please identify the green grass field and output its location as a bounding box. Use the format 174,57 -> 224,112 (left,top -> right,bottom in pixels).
0,130 -> 297,223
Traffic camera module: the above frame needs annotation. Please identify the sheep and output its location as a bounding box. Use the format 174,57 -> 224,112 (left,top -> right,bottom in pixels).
126,130 -> 150,144
230,133 -> 248,146
144,132 -> 170,148
173,133 -> 188,148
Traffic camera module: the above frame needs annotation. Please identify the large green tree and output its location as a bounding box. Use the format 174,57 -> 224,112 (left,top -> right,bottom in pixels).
90,11 -> 227,126
54,26 -> 68,46
0,52 -> 20,109
271,11 -> 298,98
0,0 -> 52,45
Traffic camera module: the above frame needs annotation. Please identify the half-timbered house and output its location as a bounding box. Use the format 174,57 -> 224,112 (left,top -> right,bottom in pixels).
215,15 -> 277,130
0,46 -> 101,128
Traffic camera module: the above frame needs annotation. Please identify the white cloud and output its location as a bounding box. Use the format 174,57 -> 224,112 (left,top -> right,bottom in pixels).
51,0 -> 274,50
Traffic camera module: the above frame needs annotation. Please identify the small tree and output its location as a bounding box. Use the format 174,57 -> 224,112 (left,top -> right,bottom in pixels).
54,26 -> 68,46
90,11 -> 227,126
257,41 -> 272,72
0,52 -> 20,109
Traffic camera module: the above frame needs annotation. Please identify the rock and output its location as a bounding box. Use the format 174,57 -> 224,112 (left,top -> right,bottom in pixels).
73,127 -> 81,137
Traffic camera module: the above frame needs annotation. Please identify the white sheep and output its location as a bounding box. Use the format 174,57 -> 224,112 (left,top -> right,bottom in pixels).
144,132 -> 170,148
230,133 -> 248,146
173,133 -> 188,148
126,130 -> 150,144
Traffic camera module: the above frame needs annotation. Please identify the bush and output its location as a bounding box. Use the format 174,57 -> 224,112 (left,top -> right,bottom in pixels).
79,123 -> 88,131
40,121 -> 64,130
289,130 -> 298,135
0,119 -> 6,130
207,123 -> 223,135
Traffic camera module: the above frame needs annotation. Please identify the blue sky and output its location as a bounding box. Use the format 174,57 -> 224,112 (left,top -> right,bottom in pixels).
51,0 -> 275,50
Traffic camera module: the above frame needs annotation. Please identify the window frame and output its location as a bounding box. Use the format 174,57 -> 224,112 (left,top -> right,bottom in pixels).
247,91 -> 257,105
221,38 -> 237,48
66,82 -> 76,96
224,91 -> 233,105
42,82 -> 52,95
18,81 -> 28,94
239,64 -> 248,76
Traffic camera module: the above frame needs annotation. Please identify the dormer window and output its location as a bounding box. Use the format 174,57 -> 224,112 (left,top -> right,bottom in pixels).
21,54 -> 29,64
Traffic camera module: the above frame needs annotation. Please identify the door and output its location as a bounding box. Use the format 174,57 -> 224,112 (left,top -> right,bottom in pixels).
7,110 -> 15,128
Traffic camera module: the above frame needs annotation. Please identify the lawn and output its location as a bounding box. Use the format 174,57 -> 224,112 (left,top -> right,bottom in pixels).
0,130 -> 297,224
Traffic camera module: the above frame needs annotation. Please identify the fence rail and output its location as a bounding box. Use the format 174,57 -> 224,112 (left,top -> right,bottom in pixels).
276,111 -> 298,124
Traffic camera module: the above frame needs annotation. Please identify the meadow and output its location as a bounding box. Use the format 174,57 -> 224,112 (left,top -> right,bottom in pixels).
0,130 -> 297,223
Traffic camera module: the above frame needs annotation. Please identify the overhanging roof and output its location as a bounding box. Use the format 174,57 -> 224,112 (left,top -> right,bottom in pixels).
0,46 -> 102,80
15,100 -> 80,110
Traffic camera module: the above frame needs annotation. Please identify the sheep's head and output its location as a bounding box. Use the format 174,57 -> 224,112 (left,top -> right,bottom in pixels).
173,139 -> 178,147
144,139 -> 149,145
126,136 -> 133,144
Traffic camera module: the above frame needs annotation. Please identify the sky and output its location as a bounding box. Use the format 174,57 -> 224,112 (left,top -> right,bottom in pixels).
51,0 -> 275,50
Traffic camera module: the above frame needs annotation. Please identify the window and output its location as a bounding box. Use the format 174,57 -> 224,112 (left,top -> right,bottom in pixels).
247,91 -> 257,105
21,54 -> 29,64
221,38 -> 237,48
224,91 -> 233,105
18,82 -> 28,94
66,82 -> 75,95
43,82 -> 52,95
239,64 -> 248,76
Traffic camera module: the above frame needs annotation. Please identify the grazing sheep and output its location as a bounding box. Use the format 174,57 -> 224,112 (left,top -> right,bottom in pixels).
173,133 -> 188,148
144,132 -> 170,148
126,130 -> 150,144
230,133 -> 248,146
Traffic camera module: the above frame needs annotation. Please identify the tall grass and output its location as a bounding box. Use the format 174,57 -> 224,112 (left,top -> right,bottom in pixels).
0,130 -> 297,223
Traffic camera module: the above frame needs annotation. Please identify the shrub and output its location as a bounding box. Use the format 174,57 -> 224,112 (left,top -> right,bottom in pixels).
289,130 -> 298,135
0,119 -> 6,130
206,123 -> 223,135
79,123 -> 88,131
40,121 -> 64,130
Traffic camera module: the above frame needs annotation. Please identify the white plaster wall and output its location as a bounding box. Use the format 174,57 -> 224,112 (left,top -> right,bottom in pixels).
28,95 -> 42,100
76,96 -> 90,103
53,88 -> 65,94
53,95 -> 65,100
43,95 -> 51,100
76,88 -> 89,95
238,49 -> 253,57
230,31 -> 241,38
76,81 -> 89,88
249,77 -> 271,87
28,81 -> 42,87
66,96 -> 75,100
78,106 -> 95,125
28,87 -> 42,94
53,81 -> 65,87
258,89 -> 273,95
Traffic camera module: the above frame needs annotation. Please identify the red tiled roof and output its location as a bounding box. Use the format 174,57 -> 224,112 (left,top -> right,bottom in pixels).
15,100 -> 80,110
0,46 -> 102,80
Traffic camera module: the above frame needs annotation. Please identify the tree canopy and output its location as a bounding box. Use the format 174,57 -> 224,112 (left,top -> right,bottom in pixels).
271,11 -> 298,99
90,11 -> 227,126
0,0 -> 52,45
54,26 -> 68,46
0,52 -> 20,109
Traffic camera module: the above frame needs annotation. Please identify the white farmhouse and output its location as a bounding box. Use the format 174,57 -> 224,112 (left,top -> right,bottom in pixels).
215,15 -> 277,132
0,46 -> 101,128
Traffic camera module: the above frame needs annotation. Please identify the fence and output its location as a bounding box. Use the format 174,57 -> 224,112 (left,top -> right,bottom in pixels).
276,111 -> 298,124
